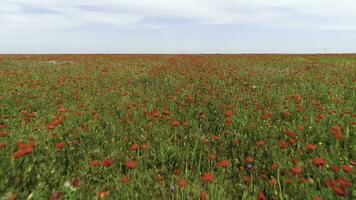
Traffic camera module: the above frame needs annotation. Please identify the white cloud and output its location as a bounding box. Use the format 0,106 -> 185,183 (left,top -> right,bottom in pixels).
1,0 -> 355,32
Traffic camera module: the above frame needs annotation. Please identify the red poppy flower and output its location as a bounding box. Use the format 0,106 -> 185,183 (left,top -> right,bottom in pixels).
177,178 -> 188,188
261,112 -> 272,120
71,178 -> 80,188
330,165 -> 339,173
12,143 -> 34,159
245,156 -> 254,163
125,160 -> 137,169
140,144 -> 149,151
311,157 -> 326,168
331,126 -> 343,140
216,159 -> 229,168
121,175 -> 129,184
291,167 -> 302,175
55,142 -> 65,151
129,143 -> 139,151
312,196 -> 322,200
332,186 -> 346,196
278,140 -> 287,149
102,159 -> 113,167
50,192 -> 61,200
271,163 -> 279,170
269,178 -> 277,187
257,192 -> 267,200
171,120 -> 179,127
335,178 -> 352,188
255,140 -> 264,146
201,172 -> 214,183
90,160 -> 101,167
305,144 -> 317,151
0,124 -> 7,129
199,191 -> 208,200
0,131 -> 8,137
208,154 -> 216,161
225,117 -> 232,125
341,165 -> 352,173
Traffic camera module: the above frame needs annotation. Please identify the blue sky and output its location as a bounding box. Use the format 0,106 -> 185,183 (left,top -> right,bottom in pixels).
1,0 -> 356,53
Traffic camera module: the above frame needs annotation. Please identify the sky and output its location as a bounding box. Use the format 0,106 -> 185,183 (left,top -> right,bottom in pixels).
0,0 -> 356,54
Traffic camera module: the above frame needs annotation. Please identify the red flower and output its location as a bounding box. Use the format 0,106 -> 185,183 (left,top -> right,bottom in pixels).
311,157 -> 326,168
125,160 -> 137,169
0,124 -> 7,129
269,178 -> 277,187
257,192 -> 267,200
90,160 -> 101,167
216,159 -> 229,168
305,144 -> 317,151
255,140 -> 264,146
0,131 -> 8,137
129,143 -> 139,151
278,140 -> 287,149
341,165 -> 352,173
271,163 -> 279,170
332,186 -> 346,196
208,154 -> 216,161
331,165 -> 339,173
71,178 -> 80,188
245,156 -> 254,163
140,144 -> 149,151
331,126 -> 343,140
225,117 -> 232,125
291,167 -> 302,175
120,175 -> 129,184
201,172 -> 214,183
102,159 -> 113,167
177,178 -> 188,188
261,112 -> 272,121
199,191 -> 208,200
50,192 -> 61,200
12,142 -> 34,159
171,120 -> 180,127
55,142 -> 65,151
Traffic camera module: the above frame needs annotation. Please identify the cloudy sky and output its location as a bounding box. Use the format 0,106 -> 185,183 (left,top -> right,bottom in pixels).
1,0 -> 355,53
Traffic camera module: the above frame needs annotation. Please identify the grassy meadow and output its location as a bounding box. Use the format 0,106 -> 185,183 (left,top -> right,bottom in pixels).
0,54 -> 355,199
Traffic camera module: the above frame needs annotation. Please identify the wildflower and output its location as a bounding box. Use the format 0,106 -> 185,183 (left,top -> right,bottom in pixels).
199,191 -> 208,200
278,140 -> 287,149
245,156 -> 254,163
312,157 -> 326,168
331,126 -> 343,140
171,120 -> 180,127
50,192 -> 61,200
177,178 -> 187,188
225,117 -> 232,125
125,160 -> 137,169
140,144 -> 149,151
120,175 -> 129,184
102,159 -> 113,167
71,178 -> 80,188
332,186 -> 346,196
305,144 -> 317,151
208,154 -> 216,161
331,165 -> 339,173
201,172 -> 214,183
12,143 -> 34,159
271,163 -> 278,170
55,142 -> 65,151
90,160 -> 101,167
129,143 -> 139,151
0,131 -> 7,137
216,159 -> 229,168
341,165 -> 352,173
291,167 -> 302,175
257,192 -> 267,200
246,164 -> 253,171
255,140 -> 264,146
269,178 -> 277,187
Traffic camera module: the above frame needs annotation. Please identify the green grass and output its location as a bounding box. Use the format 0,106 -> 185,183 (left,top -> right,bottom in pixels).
0,54 -> 355,200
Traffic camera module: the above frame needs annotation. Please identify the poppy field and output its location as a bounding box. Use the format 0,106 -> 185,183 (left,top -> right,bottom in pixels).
0,54 -> 355,199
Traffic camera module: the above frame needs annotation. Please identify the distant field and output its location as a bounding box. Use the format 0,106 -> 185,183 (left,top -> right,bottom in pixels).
0,54 -> 355,199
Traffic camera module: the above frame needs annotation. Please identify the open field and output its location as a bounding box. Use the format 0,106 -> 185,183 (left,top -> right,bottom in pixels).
0,54 -> 355,199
